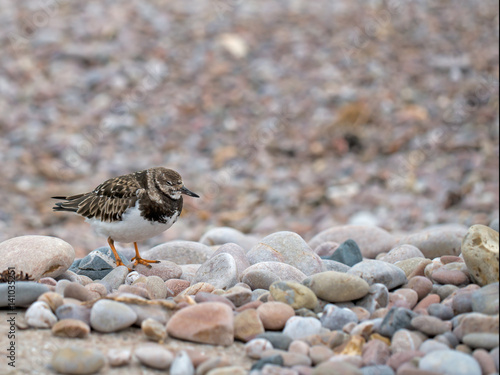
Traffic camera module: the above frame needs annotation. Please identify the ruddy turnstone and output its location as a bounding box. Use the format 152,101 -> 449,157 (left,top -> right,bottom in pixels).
52,167 -> 199,268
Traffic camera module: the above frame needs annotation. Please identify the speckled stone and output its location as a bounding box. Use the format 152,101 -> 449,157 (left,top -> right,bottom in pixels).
380,245 -> 425,264
192,253 -> 239,290
462,225 -> 499,286
0,235 -> 75,281
247,231 -> 324,276
269,281 -> 318,310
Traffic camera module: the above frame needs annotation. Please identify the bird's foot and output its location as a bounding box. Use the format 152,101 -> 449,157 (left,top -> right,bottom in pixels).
131,257 -> 160,268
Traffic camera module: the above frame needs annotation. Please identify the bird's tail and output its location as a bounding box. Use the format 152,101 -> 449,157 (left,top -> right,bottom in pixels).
51,194 -> 85,212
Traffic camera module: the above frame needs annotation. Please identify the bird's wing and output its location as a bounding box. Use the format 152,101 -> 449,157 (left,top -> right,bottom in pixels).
52,173 -> 146,222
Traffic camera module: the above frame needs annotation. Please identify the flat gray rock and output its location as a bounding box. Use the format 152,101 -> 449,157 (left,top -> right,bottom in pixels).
348,260 -> 407,290
69,247 -> 131,280
0,281 -> 49,308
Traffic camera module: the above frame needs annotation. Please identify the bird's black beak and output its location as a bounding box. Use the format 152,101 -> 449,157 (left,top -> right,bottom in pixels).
181,186 -> 200,198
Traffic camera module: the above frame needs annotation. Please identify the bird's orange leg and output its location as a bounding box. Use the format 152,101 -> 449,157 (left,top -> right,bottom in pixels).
107,237 -> 129,269
131,242 -> 160,268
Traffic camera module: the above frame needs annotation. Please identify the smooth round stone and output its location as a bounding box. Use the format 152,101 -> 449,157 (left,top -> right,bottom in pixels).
142,241 -> 214,265
245,338 -> 274,359
362,339 -> 391,366
452,290 -> 475,315
247,231 -> 323,276
170,351 -> 194,375
411,315 -> 452,336
472,282 -> 499,315
391,329 -> 425,354
419,349 -> 482,375
257,302 -> 295,330
452,313 -> 499,341
199,227 -> 258,251
462,224 -> 499,286
473,349 -> 497,375
100,266 -> 129,291
165,279 -> 190,297
395,258 -> 432,279
192,253 -> 239,290
135,261 -> 183,281
256,332 -> 293,350
431,268 -> 470,286
348,260 -> 407,290
380,245 -> 425,264
395,225 -> 467,259
241,262 -> 307,289
51,347 -> 105,374
392,289 -> 419,309
324,239 -> 363,267
25,301 -> 57,328
206,366 -> 247,375
90,299 -> 137,332
283,316 -> 322,340
0,235 -> 75,281
377,307 -> 416,338
360,365 -> 395,375
146,276 -> 168,299
427,304 -> 454,320
269,281 -> 318,310
309,225 -> 397,259
135,343 -> 174,370
356,284 -> 389,314
0,281 -> 49,307
141,318 -> 167,342
166,302 -> 234,346
289,340 -> 310,356
52,319 -> 90,338
303,271 -> 370,303
85,283 -> 108,299
234,308 -> 265,342
462,333 -> 500,350
56,304 -> 91,325
210,243 -> 251,276
407,276 -> 433,301
63,282 -> 92,302
321,304 -> 358,330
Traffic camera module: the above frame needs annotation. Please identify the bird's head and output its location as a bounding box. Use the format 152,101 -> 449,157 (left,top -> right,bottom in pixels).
153,168 -> 200,200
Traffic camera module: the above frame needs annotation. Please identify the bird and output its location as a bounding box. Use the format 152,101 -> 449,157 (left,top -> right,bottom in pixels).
52,167 -> 200,268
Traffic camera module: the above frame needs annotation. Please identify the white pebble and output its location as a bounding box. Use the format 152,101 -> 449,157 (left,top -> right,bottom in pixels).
26,301 -> 57,328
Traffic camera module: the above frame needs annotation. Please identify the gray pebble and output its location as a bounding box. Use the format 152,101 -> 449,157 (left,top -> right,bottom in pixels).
0,281 -> 49,308
90,299 -> 137,332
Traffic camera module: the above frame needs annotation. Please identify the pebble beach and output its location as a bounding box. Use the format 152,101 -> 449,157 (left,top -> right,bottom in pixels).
0,223 -> 498,374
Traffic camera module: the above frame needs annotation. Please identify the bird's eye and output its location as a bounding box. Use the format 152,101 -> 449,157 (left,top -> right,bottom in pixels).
167,181 -> 173,186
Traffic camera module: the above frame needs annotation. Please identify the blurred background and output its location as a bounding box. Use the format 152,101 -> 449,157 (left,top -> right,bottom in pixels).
0,0 -> 498,257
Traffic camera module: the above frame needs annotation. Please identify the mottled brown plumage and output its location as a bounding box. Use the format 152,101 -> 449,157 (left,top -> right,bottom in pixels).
52,167 -> 199,268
